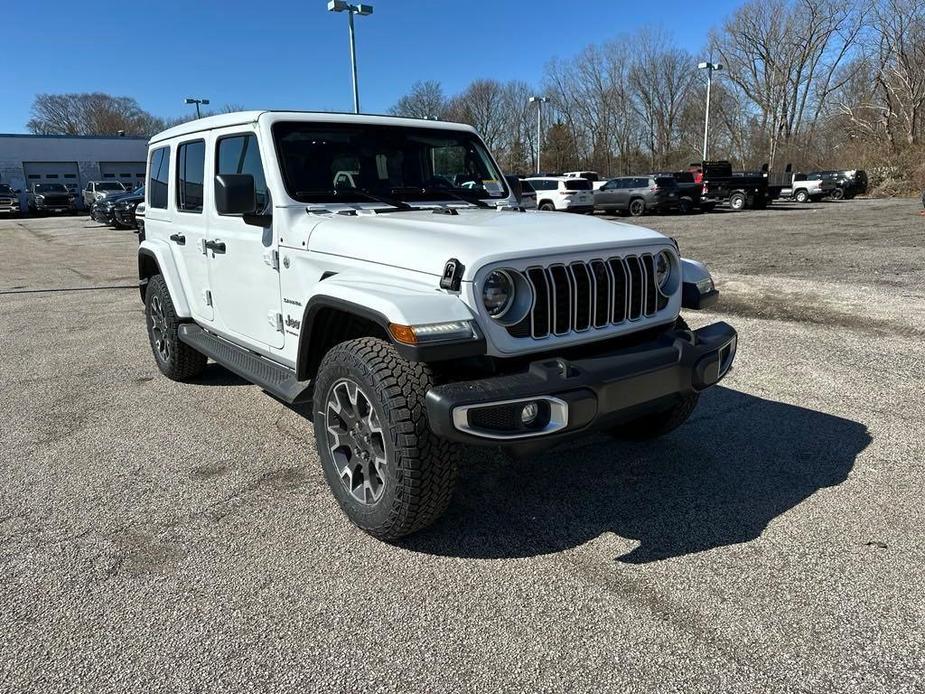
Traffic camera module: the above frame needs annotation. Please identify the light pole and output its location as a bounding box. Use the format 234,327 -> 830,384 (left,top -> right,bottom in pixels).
328,1 -> 374,114
184,98 -> 210,119
698,62 -> 722,163
529,96 -> 548,174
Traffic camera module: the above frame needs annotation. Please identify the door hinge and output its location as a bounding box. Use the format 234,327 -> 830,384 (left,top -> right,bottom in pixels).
268,311 -> 283,332
202,289 -> 213,307
264,249 -> 279,270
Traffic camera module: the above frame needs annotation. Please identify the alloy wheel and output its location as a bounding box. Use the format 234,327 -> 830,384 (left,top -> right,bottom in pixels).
149,295 -> 170,362
325,379 -> 387,505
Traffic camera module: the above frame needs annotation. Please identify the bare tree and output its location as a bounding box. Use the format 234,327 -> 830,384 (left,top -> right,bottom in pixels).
389,81 -> 447,120
26,93 -> 163,136
444,80 -> 508,151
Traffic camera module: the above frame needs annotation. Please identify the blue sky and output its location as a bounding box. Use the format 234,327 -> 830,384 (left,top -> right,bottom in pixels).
1,0 -> 742,133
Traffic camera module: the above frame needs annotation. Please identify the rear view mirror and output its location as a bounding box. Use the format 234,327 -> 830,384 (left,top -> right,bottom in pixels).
215,174 -> 256,215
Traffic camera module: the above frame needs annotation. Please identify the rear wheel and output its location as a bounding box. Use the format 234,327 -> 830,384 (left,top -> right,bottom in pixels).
145,274 -> 207,381
678,197 -> 693,214
539,201 -> 555,211
795,189 -> 809,203
830,188 -> 845,200
729,192 -> 746,211
313,337 -> 459,541
628,198 -> 645,217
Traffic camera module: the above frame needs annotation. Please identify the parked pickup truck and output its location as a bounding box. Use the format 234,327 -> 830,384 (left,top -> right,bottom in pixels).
0,183 -> 21,215
698,160 -> 769,211
138,111 -> 737,540
766,165 -> 835,203
650,171 -> 703,213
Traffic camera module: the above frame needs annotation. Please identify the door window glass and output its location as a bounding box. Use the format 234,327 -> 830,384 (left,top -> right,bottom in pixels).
216,134 -> 269,212
177,140 -> 205,212
149,147 -> 169,209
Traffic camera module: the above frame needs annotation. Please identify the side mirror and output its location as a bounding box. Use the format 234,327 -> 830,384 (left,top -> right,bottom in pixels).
504,175 -> 523,203
215,173 -> 257,215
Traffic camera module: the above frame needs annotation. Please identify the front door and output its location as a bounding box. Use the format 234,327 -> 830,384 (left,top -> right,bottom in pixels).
595,180 -> 620,209
206,131 -> 283,349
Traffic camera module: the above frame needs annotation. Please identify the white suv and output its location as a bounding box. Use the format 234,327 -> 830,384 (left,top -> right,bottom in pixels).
138,111 -> 736,540
524,176 -> 595,212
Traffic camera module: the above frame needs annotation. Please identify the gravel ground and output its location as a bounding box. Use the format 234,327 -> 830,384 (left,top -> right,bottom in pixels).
1,199 -> 923,693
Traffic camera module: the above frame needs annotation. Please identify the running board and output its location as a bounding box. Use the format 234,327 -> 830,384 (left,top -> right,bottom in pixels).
177,324 -> 312,404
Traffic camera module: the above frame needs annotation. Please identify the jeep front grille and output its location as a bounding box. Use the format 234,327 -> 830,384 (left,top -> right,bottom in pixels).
506,254 -> 670,339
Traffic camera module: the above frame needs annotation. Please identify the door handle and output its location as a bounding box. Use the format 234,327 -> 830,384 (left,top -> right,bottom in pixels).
204,239 -> 226,254
169,233 -> 186,245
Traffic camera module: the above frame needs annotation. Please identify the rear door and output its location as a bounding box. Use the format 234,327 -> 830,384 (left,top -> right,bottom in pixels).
205,130 -> 283,349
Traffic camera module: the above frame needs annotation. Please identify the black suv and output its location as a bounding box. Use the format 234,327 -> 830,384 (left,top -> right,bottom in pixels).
807,170 -> 868,200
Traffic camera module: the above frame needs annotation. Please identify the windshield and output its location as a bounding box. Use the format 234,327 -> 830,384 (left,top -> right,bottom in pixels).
0,184 -> 13,194
272,121 -> 509,205
34,184 -> 66,193
98,182 -> 126,191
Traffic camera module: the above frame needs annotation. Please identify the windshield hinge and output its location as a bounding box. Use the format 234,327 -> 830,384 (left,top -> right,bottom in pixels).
264,249 -> 279,270
268,311 -> 283,332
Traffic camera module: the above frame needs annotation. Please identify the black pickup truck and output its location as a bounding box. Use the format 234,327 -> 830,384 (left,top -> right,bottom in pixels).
698,160 -> 770,211
650,171 -> 703,212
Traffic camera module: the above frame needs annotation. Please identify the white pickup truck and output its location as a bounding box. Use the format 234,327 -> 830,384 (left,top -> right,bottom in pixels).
779,172 -> 835,203
138,111 -> 737,540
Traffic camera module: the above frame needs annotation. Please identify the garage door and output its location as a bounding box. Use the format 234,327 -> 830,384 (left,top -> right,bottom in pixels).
99,161 -> 146,189
23,161 -> 80,195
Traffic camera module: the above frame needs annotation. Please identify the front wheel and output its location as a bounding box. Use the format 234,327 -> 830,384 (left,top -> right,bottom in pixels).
830,188 -> 845,200
313,337 -> 459,541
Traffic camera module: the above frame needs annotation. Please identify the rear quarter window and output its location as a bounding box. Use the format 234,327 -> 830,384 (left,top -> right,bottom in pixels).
564,179 -> 592,191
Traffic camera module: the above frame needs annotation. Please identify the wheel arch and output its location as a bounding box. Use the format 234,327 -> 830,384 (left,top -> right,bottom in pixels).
137,240 -> 191,317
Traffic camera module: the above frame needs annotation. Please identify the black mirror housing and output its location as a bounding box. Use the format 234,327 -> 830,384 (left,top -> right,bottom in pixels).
504,175 -> 523,203
215,174 -> 256,215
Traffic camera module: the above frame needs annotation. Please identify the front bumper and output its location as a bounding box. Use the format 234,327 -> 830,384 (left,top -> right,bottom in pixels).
426,321 -> 737,446
92,206 -> 115,223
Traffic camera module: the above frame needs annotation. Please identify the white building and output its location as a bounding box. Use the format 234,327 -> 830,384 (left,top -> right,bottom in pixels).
0,133 -> 149,208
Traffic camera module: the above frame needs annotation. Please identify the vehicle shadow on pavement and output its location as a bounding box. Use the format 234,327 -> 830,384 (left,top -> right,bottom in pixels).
402,387 -> 871,564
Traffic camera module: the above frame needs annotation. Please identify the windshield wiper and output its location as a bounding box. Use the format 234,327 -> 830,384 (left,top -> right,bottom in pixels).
389,186 -> 493,209
295,188 -> 412,210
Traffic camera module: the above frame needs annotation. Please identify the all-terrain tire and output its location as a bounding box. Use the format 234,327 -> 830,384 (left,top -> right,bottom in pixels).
609,318 -> 700,441
313,337 -> 459,541
144,274 -> 207,381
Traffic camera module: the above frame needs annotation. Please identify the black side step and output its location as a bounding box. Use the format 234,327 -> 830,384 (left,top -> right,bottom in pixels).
178,324 -> 312,404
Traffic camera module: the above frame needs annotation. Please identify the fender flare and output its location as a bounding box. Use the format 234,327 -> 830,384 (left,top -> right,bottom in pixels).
681,258 -> 718,310
137,239 -> 191,318
295,275 -> 483,376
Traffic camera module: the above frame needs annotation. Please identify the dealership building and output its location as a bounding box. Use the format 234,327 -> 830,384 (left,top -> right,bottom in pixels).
0,133 -> 149,208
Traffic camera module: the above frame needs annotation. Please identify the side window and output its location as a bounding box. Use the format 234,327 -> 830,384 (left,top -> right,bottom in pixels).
149,147 -> 169,209
216,133 -> 269,213
177,140 -> 205,213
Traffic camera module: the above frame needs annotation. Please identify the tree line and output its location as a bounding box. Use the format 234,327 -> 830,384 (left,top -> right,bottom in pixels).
389,0 -> 925,192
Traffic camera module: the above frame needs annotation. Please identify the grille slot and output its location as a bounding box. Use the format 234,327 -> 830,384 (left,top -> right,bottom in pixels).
508,253 -> 667,340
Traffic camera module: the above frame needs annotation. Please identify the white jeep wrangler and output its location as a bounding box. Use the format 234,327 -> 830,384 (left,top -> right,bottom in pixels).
138,111 -> 737,540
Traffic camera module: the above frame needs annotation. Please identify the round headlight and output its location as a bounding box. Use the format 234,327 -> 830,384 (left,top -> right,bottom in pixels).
482,270 -> 515,318
656,251 -> 672,290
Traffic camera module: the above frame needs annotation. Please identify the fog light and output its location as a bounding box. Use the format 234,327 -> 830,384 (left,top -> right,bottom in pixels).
521,401 -> 540,425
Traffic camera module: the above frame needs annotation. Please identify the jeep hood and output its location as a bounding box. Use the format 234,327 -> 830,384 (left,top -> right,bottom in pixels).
305,208 -> 668,280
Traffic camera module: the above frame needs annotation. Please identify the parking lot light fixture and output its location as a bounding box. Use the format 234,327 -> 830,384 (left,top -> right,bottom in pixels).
328,1 -> 374,114
184,97 -> 210,119
529,96 -> 549,174
698,62 -> 723,163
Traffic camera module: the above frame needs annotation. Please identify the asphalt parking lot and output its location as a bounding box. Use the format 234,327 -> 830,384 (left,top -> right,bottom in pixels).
1,199 -> 923,692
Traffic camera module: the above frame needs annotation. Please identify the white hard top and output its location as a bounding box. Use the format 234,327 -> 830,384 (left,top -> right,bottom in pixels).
149,110 -> 478,144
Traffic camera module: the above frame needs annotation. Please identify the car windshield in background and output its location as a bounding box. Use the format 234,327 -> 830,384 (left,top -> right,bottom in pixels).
35,184 -> 66,193
521,180 -> 535,192
564,179 -> 592,191
98,182 -> 126,191
272,122 -> 508,205
655,177 -> 678,188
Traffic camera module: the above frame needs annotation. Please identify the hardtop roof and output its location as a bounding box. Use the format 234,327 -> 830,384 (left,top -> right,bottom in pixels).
149,110 -> 478,145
